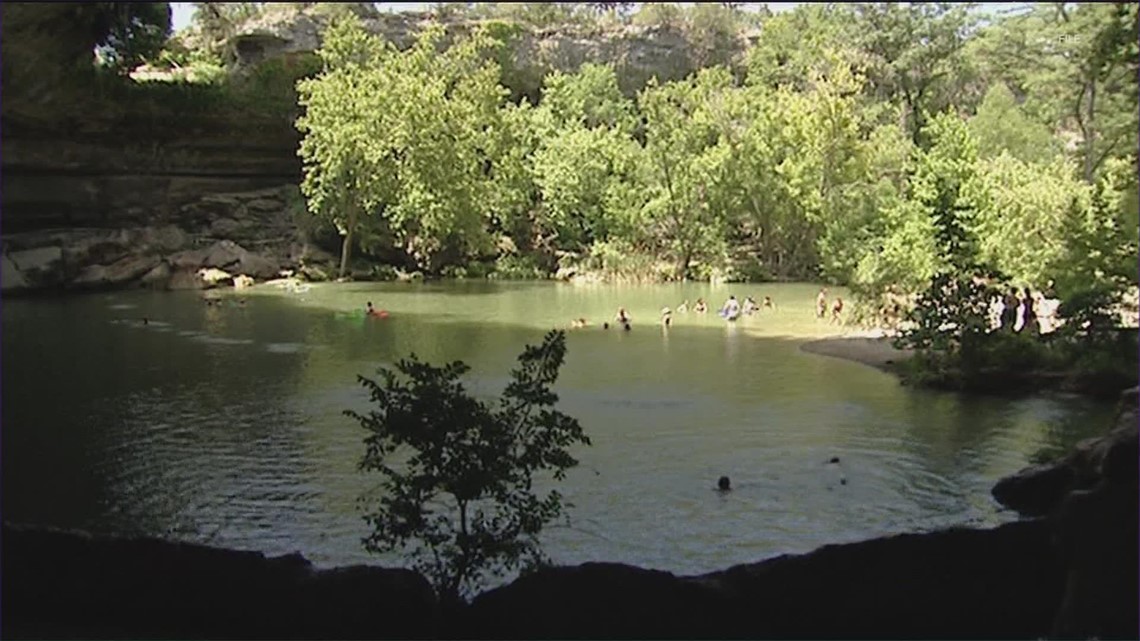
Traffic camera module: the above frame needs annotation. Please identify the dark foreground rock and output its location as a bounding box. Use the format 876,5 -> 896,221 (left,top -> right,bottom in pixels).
993,387 -> 1139,640
467,521 -> 1063,640
1,520 -> 1065,640
1,524 -> 439,640
993,386 -> 1138,517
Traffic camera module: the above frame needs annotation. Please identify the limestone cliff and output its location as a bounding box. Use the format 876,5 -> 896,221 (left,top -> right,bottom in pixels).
0,3 -> 750,294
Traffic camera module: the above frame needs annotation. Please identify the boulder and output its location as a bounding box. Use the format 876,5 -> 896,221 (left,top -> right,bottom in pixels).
59,229 -> 135,268
992,393 -> 1139,517
202,240 -> 247,270
167,247 -> 211,270
140,262 -> 172,289
1,254 -> 30,291
9,245 -> 62,276
167,268 -> 206,290
236,252 -> 280,279
71,255 -> 162,289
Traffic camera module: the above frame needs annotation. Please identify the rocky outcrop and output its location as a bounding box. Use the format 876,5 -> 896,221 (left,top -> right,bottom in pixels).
991,387 -> 1139,640
992,387 -> 1138,517
0,186 -> 339,294
0,520 -> 1069,640
226,6 -> 743,98
466,521 -> 1063,640
1,523 -> 439,640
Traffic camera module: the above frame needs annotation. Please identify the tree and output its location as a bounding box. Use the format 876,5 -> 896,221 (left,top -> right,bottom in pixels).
92,2 -> 172,74
974,2 -> 1139,183
296,14 -> 392,278
298,17 -> 510,275
851,2 -> 977,144
968,82 -> 1058,163
348,330 -> 591,603
637,68 -> 737,279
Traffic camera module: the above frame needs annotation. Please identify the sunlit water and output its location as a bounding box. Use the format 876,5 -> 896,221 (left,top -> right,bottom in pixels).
2,281 -> 1114,578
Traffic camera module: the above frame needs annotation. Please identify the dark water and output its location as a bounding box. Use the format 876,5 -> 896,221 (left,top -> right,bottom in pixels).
1,282 -> 1114,575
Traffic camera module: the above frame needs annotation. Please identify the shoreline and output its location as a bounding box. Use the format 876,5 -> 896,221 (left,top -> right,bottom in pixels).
799,330 -> 914,373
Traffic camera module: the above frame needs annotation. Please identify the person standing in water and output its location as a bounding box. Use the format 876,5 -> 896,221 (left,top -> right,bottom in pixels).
660,307 -> 673,327
831,297 -> 844,324
721,295 -> 741,319
743,296 -> 758,315
694,299 -> 708,313
816,288 -> 828,319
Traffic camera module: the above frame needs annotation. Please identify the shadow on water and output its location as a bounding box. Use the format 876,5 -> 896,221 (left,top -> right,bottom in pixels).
0,287 -> 1118,573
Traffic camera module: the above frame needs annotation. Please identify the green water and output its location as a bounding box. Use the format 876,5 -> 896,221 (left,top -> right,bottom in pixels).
1,281 -> 1114,576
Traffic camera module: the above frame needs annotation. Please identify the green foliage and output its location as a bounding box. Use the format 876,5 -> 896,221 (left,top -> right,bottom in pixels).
264,0 -> 1138,300
93,2 -> 172,74
297,16 -> 509,275
348,330 -> 590,602
968,83 -> 1058,163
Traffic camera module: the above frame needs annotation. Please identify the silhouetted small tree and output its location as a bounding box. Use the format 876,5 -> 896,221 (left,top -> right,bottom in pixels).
347,329 -> 590,603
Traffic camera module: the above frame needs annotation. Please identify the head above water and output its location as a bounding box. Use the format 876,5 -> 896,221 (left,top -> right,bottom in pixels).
718,476 -> 731,491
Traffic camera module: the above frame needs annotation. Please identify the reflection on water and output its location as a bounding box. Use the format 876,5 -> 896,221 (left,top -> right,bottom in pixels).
1,283 -> 1116,575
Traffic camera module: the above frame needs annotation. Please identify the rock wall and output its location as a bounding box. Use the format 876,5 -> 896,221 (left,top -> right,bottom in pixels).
226,6 -> 742,98
0,186 -> 334,294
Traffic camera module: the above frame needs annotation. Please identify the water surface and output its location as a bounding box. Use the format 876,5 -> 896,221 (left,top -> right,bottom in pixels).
1,281 -> 1113,575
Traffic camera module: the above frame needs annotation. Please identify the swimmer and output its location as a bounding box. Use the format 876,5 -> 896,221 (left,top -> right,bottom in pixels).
763,295 -> 774,309
831,297 -> 844,324
717,476 -> 732,492
570,317 -> 589,329
816,288 -> 828,319
603,322 -> 610,330
614,307 -> 631,325
694,298 -> 708,314
660,306 -> 672,326
676,300 -> 690,313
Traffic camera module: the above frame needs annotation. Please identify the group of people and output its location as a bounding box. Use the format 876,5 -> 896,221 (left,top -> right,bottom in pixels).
994,287 -> 1055,334
816,288 -> 844,324
570,294 -> 779,331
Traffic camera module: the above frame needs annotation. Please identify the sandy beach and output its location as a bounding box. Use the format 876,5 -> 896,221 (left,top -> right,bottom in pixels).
799,330 -> 914,373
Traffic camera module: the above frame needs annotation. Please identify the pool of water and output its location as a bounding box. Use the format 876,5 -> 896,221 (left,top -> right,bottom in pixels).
1,280 -> 1113,576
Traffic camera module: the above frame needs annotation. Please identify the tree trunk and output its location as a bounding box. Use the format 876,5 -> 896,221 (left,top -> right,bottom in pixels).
338,206 -> 358,279
339,228 -> 353,279
1084,77 -> 1096,184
